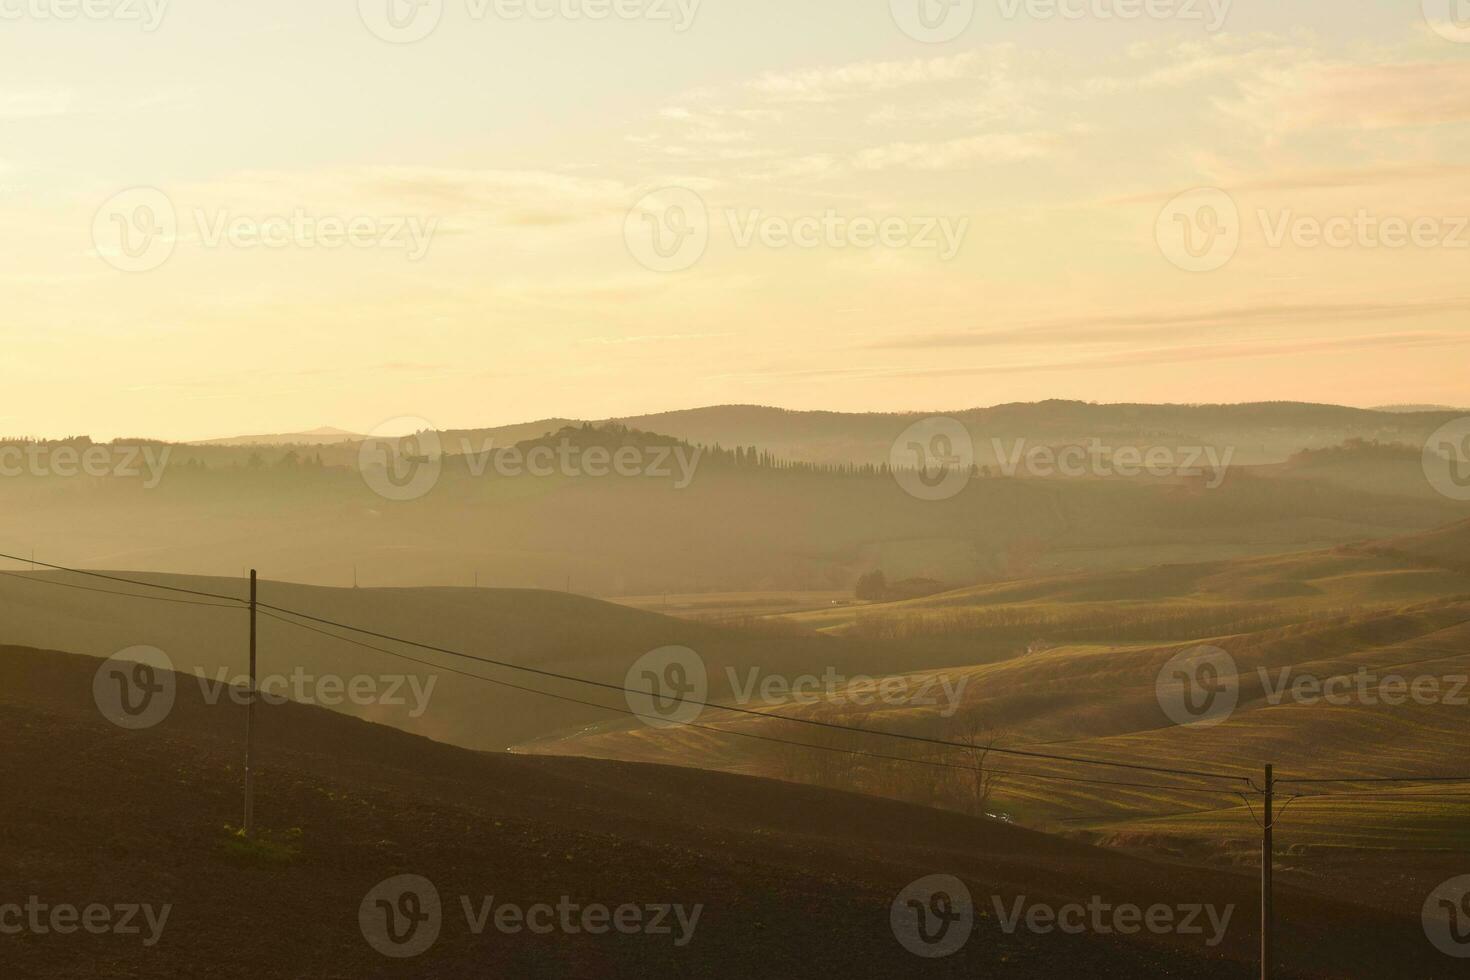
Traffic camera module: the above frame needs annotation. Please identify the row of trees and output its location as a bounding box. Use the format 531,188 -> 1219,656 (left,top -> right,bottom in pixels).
767,704 -> 1007,820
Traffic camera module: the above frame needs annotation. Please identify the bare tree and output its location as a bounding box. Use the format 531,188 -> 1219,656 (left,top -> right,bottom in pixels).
945,705 -> 1006,818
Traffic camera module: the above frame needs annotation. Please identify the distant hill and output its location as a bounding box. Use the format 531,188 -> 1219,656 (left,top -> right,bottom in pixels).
1,433 -> 1466,595
432,401 -> 1469,469
193,426 -> 365,447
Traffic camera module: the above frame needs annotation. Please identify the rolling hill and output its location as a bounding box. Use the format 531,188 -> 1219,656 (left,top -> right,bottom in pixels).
0,441 -> 1464,596
0,569 -> 930,751
526,521 -> 1470,912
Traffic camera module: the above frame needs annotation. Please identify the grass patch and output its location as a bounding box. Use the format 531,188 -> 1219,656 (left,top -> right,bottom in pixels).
218,825 -> 303,867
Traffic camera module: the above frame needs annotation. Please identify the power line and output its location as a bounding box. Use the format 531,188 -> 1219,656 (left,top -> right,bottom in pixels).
5,550 -> 1468,794
1278,775 -> 1470,786
1293,791 -> 1470,801
257,600 -> 1251,785
0,569 -> 242,610
257,608 -> 1237,800
0,550 -> 244,604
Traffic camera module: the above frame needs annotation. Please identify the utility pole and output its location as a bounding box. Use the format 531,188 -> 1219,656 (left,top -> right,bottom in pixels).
1261,763 -> 1274,980
244,569 -> 257,838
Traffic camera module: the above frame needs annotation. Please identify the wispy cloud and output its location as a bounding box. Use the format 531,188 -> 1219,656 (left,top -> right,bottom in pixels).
869,299 -> 1470,349
746,52 -> 984,104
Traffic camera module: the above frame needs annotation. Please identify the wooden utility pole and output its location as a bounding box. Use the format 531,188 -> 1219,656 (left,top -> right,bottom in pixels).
244,569 -> 257,838
1261,763 -> 1274,980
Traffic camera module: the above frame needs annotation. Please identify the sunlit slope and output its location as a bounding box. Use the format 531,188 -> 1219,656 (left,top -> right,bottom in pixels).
786,524 -> 1470,637
528,530 -> 1470,856
527,601 -> 1470,864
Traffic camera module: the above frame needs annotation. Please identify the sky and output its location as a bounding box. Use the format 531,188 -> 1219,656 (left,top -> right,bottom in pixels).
3,0 -> 1469,440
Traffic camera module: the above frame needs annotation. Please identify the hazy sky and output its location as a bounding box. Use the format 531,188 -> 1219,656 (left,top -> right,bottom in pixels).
3,0 -> 1469,440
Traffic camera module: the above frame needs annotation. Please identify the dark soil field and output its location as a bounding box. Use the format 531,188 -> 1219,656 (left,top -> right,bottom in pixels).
0,646 -> 1457,978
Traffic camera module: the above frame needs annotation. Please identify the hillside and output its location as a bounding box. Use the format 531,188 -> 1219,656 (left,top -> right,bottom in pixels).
0,570 -> 946,751
0,645 -> 1455,978
593,402 -> 1466,468
0,448 -> 1463,596
528,524 -> 1470,909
